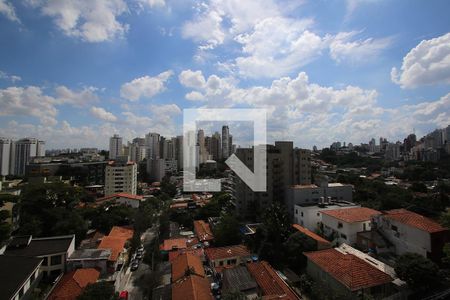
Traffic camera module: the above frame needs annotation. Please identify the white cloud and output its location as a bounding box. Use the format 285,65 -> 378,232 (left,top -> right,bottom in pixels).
0,86 -> 58,126
149,103 -> 181,116
28,0 -> 129,42
55,85 -> 99,107
182,8 -> 225,50
0,0 -> 20,22
137,0 -> 165,8
0,70 -> 22,83
120,70 -> 173,101
90,106 -> 117,122
185,91 -> 205,101
329,31 -> 392,63
179,69 -> 206,89
391,32 -> 450,88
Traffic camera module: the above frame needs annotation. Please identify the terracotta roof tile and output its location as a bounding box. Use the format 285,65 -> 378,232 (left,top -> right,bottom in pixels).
109,226 -> 134,240
384,209 -> 447,233
172,253 -> 205,282
193,220 -> 214,242
172,275 -> 213,300
168,249 -> 205,262
48,268 -> 100,300
321,207 -> 381,223
97,193 -> 144,202
160,238 -> 188,251
304,249 -> 393,291
205,245 -> 250,261
247,261 -> 299,300
292,224 -> 331,246
97,236 -> 128,262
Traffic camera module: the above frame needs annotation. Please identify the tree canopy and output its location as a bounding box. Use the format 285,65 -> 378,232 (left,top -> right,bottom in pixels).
394,253 -> 439,291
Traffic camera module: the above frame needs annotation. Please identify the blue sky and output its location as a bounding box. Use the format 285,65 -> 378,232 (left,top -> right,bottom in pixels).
0,0 -> 449,149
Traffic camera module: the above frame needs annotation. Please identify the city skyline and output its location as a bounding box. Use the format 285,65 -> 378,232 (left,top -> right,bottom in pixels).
0,1 -> 449,149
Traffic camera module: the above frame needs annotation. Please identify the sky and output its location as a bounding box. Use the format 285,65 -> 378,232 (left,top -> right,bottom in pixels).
0,0 -> 449,150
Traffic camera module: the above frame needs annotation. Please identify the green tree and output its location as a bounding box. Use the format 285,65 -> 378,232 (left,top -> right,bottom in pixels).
283,231 -> 317,272
394,253 -> 439,290
0,209 -> 11,244
214,214 -> 241,246
77,282 -> 118,300
222,290 -> 247,300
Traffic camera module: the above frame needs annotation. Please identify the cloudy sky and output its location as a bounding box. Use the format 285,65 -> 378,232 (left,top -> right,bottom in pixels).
0,0 -> 449,149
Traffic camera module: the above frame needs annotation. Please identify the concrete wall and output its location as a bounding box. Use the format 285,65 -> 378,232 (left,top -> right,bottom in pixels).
322,214 -> 372,245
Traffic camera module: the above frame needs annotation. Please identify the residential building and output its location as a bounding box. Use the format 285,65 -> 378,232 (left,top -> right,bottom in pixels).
247,261 -> 299,300
372,209 -> 450,261
304,248 -> 394,299
222,266 -> 258,299
294,201 -> 359,231
171,253 -> 205,282
321,207 -> 381,245
193,220 -> 214,243
171,275 -> 213,300
129,140 -> 146,163
221,125 -> 230,159
109,134 -> 123,160
0,137 -> 11,176
0,255 -> 43,300
145,132 -> 160,160
47,268 -> 100,300
292,224 -> 331,250
95,193 -> 145,209
385,143 -> 401,161
147,158 -> 166,182
286,181 -> 353,219
205,245 -> 251,273
104,159 -> 137,196
67,249 -> 111,275
210,132 -> 221,160
175,135 -> 183,171
160,238 -> 188,252
11,138 -> 45,176
233,142 -> 311,217
97,226 -> 133,273
5,235 -> 75,277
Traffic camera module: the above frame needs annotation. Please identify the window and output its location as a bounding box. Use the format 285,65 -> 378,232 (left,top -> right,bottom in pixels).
301,212 -> 304,217
317,212 -> 320,216
295,209 -> 298,214
51,255 -> 62,266
338,222 -> 343,229
391,225 -> 398,232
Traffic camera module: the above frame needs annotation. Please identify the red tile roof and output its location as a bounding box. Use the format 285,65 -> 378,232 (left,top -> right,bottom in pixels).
109,226 -> 134,240
160,238 -> 188,251
172,253 -> 205,282
97,236 -> 128,262
384,209 -> 447,233
193,220 -> 214,242
169,249 -> 205,262
321,207 -> 381,223
247,261 -> 299,300
172,275 -> 213,300
205,245 -> 250,261
48,268 -> 100,300
304,249 -> 393,291
97,193 -> 144,201
292,224 -> 331,246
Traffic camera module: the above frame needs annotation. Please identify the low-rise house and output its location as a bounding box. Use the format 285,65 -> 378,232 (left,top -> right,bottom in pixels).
321,207 -> 381,245
47,268 -> 100,300
292,224 -> 331,250
168,248 -> 205,262
171,253 -> 205,283
0,255 -> 43,300
294,201 -> 359,231
222,266 -> 258,299
205,245 -> 251,273
171,275 -> 213,300
97,226 -> 133,273
5,235 -> 75,277
304,248 -> 394,299
193,220 -> 214,243
160,238 -> 188,252
247,261 -> 299,300
95,193 -> 145,208
373,209 -> 450,261
67,249 -> 111,275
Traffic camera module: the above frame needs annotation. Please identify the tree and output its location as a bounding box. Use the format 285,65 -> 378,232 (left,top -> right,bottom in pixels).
213,214 -> 241,246
394,253 -> 439,290
77,282 -> 117,300
0,209 -> 11,244
282,231 -> 317,272
222,290 -> 247,300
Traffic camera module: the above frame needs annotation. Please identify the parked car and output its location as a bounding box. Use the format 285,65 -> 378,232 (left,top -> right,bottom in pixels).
136,252 -> 143,260
119,291 -> 129,300
137,245 -> 144,252
130,261 -> 139,271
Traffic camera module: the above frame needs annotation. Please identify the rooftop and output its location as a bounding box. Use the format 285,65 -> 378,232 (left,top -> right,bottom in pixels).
109,226 -> 134,239
304,248 -> 393,291
222,266 -> 258,293
97,193 -> 144,202
68,249 -> 112,261
205,244 -> 250,261
171,275 -> 213,300
0,255 -> 42,300
48,268 -> 100,300
5,235 -> 74,257
290,184 -> 319,189
321,207 -> 381,223
160,238 -> 188,251
168,248 -> 205,262
97,236 -> 128,262
193,220 -> 214,242
171,253 -> 205,282
383,209 -> 447,233
247,261 -> 299,300
292,224 -> 331,246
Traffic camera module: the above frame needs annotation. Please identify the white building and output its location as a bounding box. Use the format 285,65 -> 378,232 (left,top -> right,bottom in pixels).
105,159 -> 137,196
222,125 -> 230,159
129,141 -> 146,163
294,201 -> 359,232
286,182 -> 353,220
321,207 -> 381,245
0,138 -> 12,176
11,138 -> 45,176
372,209 -> 450,260
109,134 -> 123,160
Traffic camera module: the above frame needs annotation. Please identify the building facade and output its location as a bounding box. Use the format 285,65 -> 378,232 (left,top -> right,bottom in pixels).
105,159 -> 137,196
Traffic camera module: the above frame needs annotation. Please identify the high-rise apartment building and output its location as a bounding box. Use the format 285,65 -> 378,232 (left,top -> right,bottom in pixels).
222,125 -> 230,159
232,141 -> 311,218
175,135 -> 183,171
145,132 -> 160,160
0,138 -> 12,176
109,134 -> 123,160
11,138 -> 45,176
104,158 -> 137,196
210,132 -> 221,161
